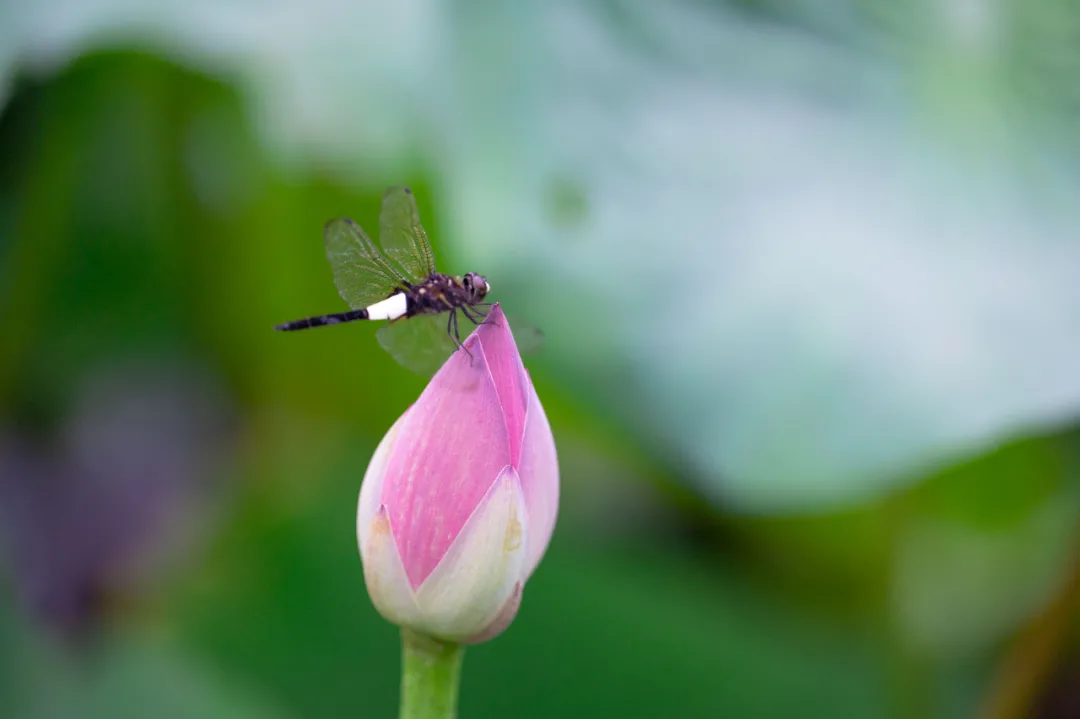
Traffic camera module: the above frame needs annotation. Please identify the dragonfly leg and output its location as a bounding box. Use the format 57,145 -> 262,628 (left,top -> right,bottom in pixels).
465,305 -> 500,327
446,311 -> 456,345
458,301 -> 501,327
446,311 -> 463,351
447,310 -> 476,364
460,307 -> 481,325
463,306 -> 499,327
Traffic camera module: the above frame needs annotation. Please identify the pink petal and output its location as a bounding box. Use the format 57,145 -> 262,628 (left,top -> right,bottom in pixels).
413,467 -> 527,641
357,411 -> 406,532
381,345 -> 512,589
516,378 -> 559,578
474,305 -> 528,466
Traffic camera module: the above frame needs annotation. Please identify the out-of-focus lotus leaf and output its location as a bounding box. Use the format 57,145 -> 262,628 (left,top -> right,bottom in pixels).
892,498 -> 1079,658
6,1 -> 1080,509
890,435 -> 1080,656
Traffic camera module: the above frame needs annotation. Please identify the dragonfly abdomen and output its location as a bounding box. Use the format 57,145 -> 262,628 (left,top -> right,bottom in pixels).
274,308 -> 370,331
275,292 -> 409,331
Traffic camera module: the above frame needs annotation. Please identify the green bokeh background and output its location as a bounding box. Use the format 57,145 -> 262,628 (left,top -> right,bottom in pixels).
3,3 -> 1080,718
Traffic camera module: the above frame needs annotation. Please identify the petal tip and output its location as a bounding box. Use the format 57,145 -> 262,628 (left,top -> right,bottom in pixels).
359,503 -> 394,554
371,503 -> 391,532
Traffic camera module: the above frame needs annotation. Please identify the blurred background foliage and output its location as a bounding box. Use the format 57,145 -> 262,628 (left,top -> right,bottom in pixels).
2,1 -> 1080,717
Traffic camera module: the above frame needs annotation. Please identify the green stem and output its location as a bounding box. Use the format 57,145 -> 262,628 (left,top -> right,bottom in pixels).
400,630 -> 465,719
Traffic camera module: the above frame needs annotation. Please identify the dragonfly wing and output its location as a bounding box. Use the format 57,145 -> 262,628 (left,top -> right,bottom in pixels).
376,314 -> 459,378
505,318 -> 544,356
379,187 -> 437,280
324,218 -> 411,310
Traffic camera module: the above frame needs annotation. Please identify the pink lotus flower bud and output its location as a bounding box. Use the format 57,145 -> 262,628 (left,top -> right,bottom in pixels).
356,305 -> 559,643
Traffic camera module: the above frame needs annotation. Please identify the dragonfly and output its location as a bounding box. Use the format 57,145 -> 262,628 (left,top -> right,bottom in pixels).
275,186 -> 496,377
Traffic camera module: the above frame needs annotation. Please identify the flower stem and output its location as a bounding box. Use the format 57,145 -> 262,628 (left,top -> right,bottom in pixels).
399,629 -> 465,719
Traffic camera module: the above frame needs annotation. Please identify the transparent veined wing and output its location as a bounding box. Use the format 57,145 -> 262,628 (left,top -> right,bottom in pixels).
324,218 -> 411,310
376,314 -> 460,378
507,320 -> 544,356
379,187 -> 436,281
377,310 -> 542,379
476,311 -> 545,356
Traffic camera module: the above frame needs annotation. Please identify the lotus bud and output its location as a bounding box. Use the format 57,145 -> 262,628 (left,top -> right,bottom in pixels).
356,304 -> 559,643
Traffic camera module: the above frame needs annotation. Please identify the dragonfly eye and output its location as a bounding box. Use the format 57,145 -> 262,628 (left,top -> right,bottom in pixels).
462,272 -> 488,299
469,274 -> 489,299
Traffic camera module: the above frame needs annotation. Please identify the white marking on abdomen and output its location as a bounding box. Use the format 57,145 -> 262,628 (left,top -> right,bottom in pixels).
365,292 -> 408,321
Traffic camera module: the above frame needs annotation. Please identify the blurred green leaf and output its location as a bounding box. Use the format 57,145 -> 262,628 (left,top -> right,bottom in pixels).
912,434 -> 1068,530
0,593 -> 287,719
888,433 -> 1080,658
893,500 -> 1079,659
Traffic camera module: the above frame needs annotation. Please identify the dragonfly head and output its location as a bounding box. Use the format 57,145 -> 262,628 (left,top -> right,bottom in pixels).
462,272 -> 490,302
